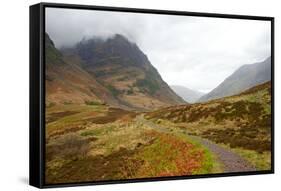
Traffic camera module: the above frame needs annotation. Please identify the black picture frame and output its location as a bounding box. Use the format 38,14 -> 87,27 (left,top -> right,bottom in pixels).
30,2 -> 275,189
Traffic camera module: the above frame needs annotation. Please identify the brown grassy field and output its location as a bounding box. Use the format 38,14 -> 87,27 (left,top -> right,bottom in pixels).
45,103 -> 221,184
145,82 -> 272,170
45,82 -> 271,184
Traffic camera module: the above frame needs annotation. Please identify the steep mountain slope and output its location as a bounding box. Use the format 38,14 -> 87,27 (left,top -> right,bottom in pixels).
170,85 -> 204,103
199,57 -> 271,102
45,33 -> 119,107
62,34 -> 185,110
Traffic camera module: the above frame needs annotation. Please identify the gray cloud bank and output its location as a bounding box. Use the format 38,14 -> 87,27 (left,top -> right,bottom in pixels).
46,8 -> 271,93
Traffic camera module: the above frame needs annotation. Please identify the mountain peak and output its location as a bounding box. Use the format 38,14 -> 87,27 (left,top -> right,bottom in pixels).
74,33 -> 148,69
78,34 -> 132,47
112,33 -> 130,41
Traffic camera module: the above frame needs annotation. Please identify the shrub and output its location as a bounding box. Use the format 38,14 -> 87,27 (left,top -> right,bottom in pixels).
46,134 -> 91,161
46,102 -> 55,108
84,100 -> 101,105
127,87 -> 134,95
106,85 -> 120,97
63,101 -> 72,105
134,75 -> 160,95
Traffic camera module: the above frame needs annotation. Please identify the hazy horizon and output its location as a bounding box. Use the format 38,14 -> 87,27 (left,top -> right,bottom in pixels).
46,7 -> 271,93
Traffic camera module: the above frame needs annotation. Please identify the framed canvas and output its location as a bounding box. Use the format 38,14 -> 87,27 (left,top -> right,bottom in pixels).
29,2 -> 274,188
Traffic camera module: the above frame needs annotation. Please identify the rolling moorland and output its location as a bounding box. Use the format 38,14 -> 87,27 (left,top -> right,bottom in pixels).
45,33 -> 272,184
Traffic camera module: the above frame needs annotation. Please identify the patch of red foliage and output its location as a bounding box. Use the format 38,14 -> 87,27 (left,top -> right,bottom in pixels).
159,133 -> 203,176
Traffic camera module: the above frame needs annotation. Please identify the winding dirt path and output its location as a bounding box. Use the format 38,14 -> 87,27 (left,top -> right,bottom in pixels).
137,115 -> 256,173
188,135 -> 256,172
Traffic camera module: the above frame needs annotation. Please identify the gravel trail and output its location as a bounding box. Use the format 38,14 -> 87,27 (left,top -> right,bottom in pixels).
137,115 -> 256,173
189,135 -> 256,172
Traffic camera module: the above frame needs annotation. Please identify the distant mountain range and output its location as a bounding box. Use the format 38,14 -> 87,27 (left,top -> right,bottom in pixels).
46,32 -> 271,107
46,33 -> 185,110
198,57 -> 271,102
170,85 -> 204,103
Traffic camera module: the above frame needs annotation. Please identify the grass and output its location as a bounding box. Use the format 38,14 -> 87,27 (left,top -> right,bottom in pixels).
194,148 -> 223,174
184,135 -> 223,174
145,82 -> 272,170
80,130 -> 97,137
129,128 -> 222,178
80,125 -> 116,137
220,144 -> 271,171
63,101 -> 72,105
84,100 -> 102,105
120,131 -> 204,178
160,124 -> 223,174
46,102 -> 56,108
134,133 -> 179,177
45,81 -> 271,183
139,118 -> 223,174
46,104 -> 108,137
46,133 -> 92,162
46,108 -> 153,183
46,103 -> 223,183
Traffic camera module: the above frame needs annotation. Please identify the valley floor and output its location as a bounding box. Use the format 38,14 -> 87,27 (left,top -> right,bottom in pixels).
45,100 -> 271,184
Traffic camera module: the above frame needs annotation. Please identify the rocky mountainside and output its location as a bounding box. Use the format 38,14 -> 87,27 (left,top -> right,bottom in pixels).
170,85 -> 204,103
45,33 -> 120,107
198,57 -> 271,102
61,34 -> 185,110
46,33 -> 185,110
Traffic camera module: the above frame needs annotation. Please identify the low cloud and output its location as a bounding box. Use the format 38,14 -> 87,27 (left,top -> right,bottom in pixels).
46,8 -> 271,93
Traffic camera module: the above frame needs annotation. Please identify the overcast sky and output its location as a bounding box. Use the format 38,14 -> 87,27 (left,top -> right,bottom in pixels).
46,8 -> 271,93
